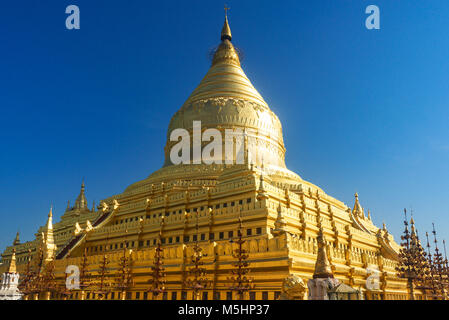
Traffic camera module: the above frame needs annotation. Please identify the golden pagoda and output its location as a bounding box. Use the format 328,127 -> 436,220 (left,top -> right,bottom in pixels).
0,14 -> 418,300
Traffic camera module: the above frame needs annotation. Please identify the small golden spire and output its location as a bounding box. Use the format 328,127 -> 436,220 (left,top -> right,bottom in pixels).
13,231 -> 20,245
313,227 -> 333,279
75,179 -> 88,210
273,201 -> 286,234
352,192 -> 364,218
221,6 -> 232,41
42,205 -> 56,262
211,8 -> 240,67
257,170 -> 268,200
7,249 -> 17,273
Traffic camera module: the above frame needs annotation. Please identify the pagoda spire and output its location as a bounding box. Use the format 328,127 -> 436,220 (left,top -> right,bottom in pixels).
257,164 -> 268,201
352,192 -> 364,218
42,206 -> 57,263
221,6 -> 232,41
272,201 -> 287,235
7,249 -> 17,273
313,227 -> 333,279
13,231 -> 20,246
211,11 -> 240,67
46,205 -> 53,230
74,180 -> 88,210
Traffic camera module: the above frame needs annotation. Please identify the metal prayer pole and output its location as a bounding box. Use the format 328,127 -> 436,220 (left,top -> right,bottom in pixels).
228,208 -> 254,300
148,222 -> 166,300
184,210 -> 210,300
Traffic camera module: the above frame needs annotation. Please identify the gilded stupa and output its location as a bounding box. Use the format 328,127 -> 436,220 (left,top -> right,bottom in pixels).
0,15 -> 416,300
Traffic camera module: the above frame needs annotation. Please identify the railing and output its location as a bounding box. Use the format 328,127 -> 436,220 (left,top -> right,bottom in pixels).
55,208 -> 115,259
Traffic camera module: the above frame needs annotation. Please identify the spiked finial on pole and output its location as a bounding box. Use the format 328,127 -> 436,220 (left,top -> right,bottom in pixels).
432,223 -> 439,250
403,208 -> 409,229
224,4 -> 230,17
443,240 -> 448,262
426,232 -> 432,255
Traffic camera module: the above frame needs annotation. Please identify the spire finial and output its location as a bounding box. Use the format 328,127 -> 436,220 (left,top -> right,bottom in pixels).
221,6 -> 232,41
45,205 -> 54,234
257,165 -> 268,200
224,4 -> 230,18
425,231 -> 433,257
352,192 -> 364,218
432,222 -> 440,250
75,179 -> 88,210
273,201 -> 286,235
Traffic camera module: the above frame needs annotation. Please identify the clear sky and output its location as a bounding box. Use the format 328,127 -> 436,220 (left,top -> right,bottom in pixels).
1,0 -> 448,254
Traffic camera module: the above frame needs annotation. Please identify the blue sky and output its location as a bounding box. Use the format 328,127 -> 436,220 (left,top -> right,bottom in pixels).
1,0 -> 448,254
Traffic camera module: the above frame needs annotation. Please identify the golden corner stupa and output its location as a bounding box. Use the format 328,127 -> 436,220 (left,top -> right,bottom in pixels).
0,14 -> 415,300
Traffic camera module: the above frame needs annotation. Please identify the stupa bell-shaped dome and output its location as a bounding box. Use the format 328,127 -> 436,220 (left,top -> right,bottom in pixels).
163,17 -> 286,169
124,16 -> 303,194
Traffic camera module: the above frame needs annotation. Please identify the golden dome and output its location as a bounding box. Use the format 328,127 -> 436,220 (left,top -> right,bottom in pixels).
124,17 -> 304,194
163,17 -> 286,169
